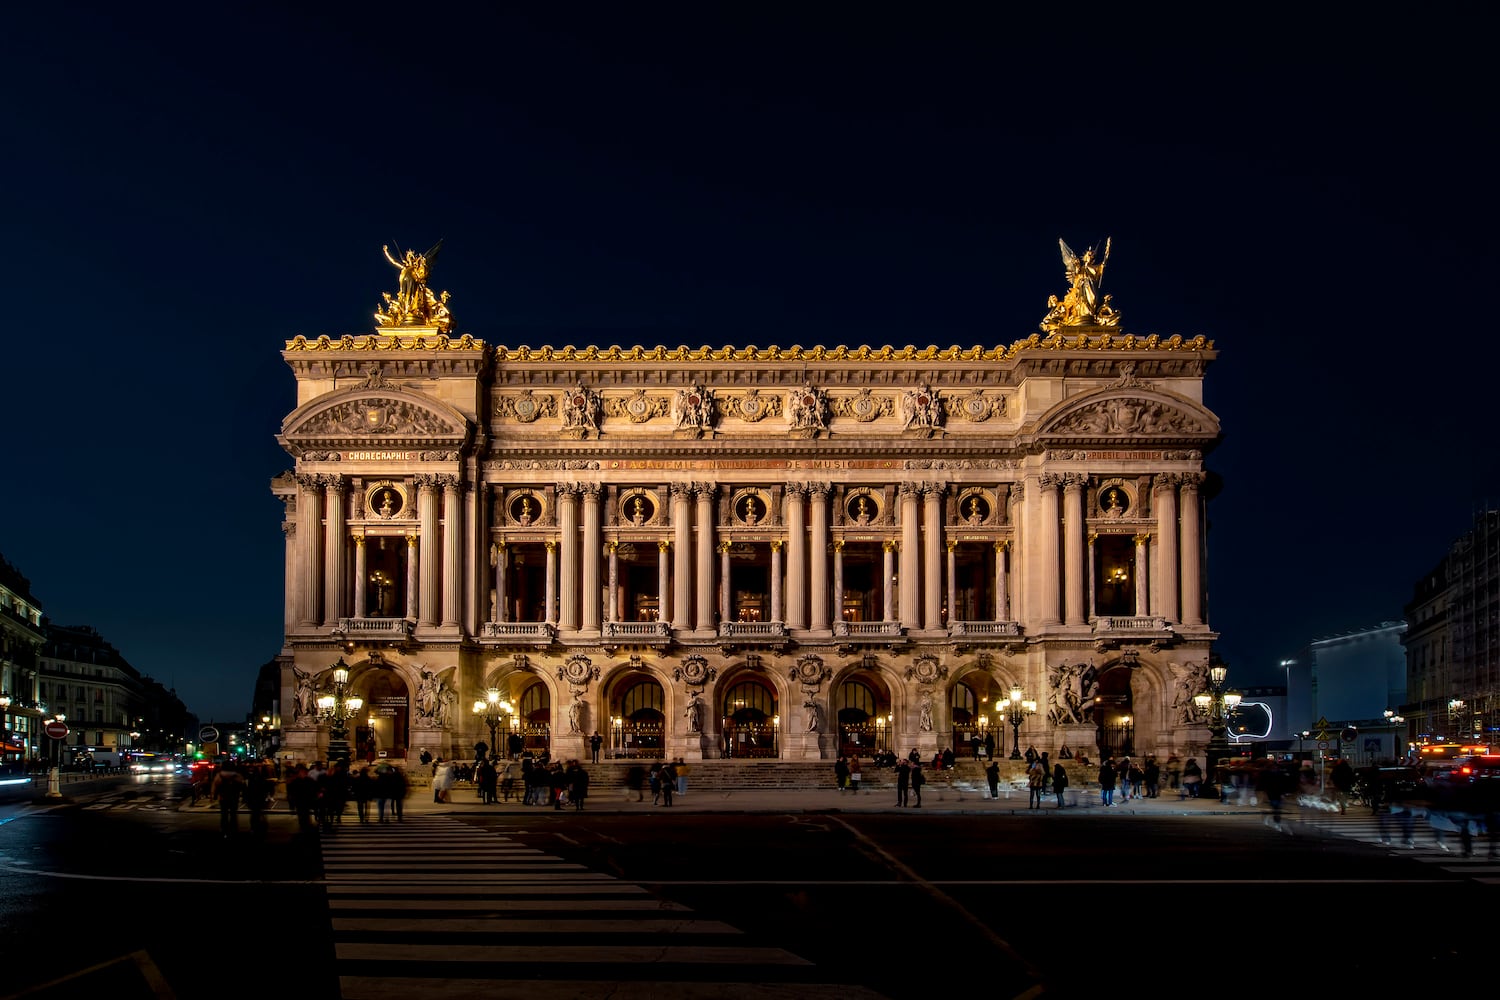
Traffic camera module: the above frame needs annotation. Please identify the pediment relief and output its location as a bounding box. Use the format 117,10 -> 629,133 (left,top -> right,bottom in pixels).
281,387 -> 471,452
1038,389 -> 1218,440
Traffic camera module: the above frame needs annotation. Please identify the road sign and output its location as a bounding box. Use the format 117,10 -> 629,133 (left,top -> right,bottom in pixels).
198,725 -> 220,744
1318,741 -> 1329,750
44,720 -> 69,739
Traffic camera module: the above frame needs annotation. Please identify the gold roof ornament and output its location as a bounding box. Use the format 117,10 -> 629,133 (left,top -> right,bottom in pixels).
1040,237 -> 1120,332
374,240 -> 453,333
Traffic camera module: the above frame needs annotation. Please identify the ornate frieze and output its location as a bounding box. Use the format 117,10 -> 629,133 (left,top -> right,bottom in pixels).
494,389 -> 557,423
300,397 -> 451,437
603,389 -> 670,424
560,384 -> 602,439
1051,397 -> 1207,436
722,389 -> 780,423
945,387 -> 1003,423
785,384 -> 829,436
832,388 -> 892,423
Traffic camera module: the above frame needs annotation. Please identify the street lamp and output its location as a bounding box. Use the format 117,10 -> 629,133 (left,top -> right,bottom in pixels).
1383,708 -> 1406,764
472,687 -> 512,761
0,693 -> 11,765
316,659 -> 363,767
1002,687 -> 1037,759
1192,663 -> 1241,789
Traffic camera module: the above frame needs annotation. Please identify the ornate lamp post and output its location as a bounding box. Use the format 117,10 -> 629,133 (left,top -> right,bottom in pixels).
1193,663 -> 1241,789
1383,708 -> 1406,764
316,659 -> 363,767
1002,687 -> 1037,760
472,687 -> 512,762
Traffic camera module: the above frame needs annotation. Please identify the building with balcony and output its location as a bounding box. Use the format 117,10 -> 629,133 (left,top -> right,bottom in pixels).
1,553 -> 46,765
274,247 -> 1223,767
1403,508 -> 1500,748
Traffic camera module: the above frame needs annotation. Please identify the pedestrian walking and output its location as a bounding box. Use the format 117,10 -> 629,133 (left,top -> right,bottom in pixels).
849,756 -> 862,793
910,761 -> 924,807
660,761 -> 677,806
352,766 -> 374,823
649,763 -> 662,804
985,760 -> 1000,799
1028,763 -> 1046,809
626,764 -> 645,801
834,757 -> 850,792
212,765 -> 244,838
1143,758 -> 1161,798
1098,758 -> 1117,806
895,759 -> 910,806
568,760 -> 590,811
590,731 -> 603,763
1052,762 -> 1069,807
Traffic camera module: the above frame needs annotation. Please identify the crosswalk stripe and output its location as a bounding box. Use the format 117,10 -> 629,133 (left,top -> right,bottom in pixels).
321,815 -> 876,997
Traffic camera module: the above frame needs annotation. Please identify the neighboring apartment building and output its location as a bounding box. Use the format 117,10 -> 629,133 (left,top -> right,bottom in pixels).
38,624 -> 193,758
1403,508 -> 1500,748
0,554 -> 45,765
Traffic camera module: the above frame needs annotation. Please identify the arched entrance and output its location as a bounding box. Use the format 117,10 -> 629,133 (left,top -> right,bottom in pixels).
1092,664 -> 1135,758
835,677 -> 892,758
517,681 -> 551,758
721,678 -> 778,758
949,678 -> 997,759
353,666 -> 409,763
611,675 -> 665,759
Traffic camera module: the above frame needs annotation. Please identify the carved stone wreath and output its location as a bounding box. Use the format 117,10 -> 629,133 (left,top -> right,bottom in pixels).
789,653 -> 831,692
833,388 -> 891,423
603,389 -> 669,424
726,389 -> 780,423
673,654 -> 716,692
557,653 -> 600,690
906,654 -> 947,685
496,390 -> 557,423
946,388 -> 1003,423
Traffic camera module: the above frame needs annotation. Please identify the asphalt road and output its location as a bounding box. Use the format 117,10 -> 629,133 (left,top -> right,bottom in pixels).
0,777 -> 1490,999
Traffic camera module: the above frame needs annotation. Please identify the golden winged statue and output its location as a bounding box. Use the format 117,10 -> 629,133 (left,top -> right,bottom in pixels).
1041,237 -> 1120,332
375,240 -> 453,332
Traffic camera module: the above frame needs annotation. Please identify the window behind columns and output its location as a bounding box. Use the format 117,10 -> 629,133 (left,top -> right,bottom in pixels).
1094,535 -> 1136,616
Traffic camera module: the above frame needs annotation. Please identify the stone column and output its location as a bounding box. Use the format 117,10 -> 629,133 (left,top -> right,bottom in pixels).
323,477 -> 347,625
1086,532 -> 1098,620
582,484 -> 602,631
882,540 -> 896,621
1133,533 -> 1151,617
769,540 -> 783,622
809,484 -> 830,630
832,539 -> 845,628
1037,475 -> 1062,625
557,487 -> 579,630
695,484 -> 716,632
719,539 -> 732,624
442,477 -> 461,628
994,540 -> 1009,621
296,474 -> 322,627
669,485 -> 691,629
657,540 -> 671,622
899,483 -> 921,630
1180,474 -> 1203,626
922,484 -> 944,629
946,539 -> 957,624
1153,474 -> 1180,623
1062,475 -> 1086,626
353,535 -> 367,618
417,477 -> 440,627
785,485 -> 808,629
282,521 -> 296,631
544,540 -> 558,623
464,484 -> 480,635
1007,484 -> 1024,624
494,541 -> 507,623
405,533 -> 419,620
605,541 -> 619,623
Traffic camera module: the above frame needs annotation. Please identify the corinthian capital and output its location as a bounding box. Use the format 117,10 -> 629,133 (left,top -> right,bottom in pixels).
922,481 -> 947,499
295,473 -> 322,492
1038,473 -> 1064,489
1062,473 -> 1089,491
1178,471 -> 1206,491
1152,473 -> 1176,494
784,483 -> 808,500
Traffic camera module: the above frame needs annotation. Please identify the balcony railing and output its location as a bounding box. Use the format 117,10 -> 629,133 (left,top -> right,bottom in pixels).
947,620 -> 1023,637
334,617 -> 415,640
602,620 -> 672,641
480,621 -> 557,642
833,620 -> 904,637
1093,616 -> 1170,634
717,621 -> 788,640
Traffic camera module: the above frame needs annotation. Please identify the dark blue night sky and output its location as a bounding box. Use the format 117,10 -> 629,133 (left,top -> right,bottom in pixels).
5,6 -> 1495,721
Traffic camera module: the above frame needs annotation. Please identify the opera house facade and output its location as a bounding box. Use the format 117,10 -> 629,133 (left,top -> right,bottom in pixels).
274,242 -> 1222,768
